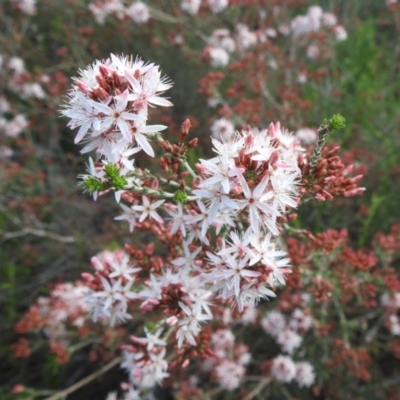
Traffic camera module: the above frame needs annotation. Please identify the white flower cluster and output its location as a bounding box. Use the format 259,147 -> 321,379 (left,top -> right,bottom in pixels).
290,5 -> 347,42
121,329 -> 169,389
63,54 -> 308,393
181,0 -> 229,15
261,308 -> 315,387
61,54 -> 172,166
205,24 -> 257,68
262,309 -> 313,354
10,0 -> 36,15
209,329 -> 250,390
0,54 -> 46,139
85,249 -> 142,326
271,356 -> 315,387
35,282 -> 90,339
88,0 -> 150,24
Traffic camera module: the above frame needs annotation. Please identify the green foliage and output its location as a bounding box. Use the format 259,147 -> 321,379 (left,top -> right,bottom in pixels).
173,189 -> 188,203
325,114 -> 346,131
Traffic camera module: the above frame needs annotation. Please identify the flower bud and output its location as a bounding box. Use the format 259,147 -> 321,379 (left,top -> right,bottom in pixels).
188,138 -> 198,148
181,118 -> 191,136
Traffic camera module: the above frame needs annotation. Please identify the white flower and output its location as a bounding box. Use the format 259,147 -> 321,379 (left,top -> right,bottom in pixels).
143,328 -> 166,351
215,360 -> 245,390
261,311 -> 287,337
295,362 -> 315,387
108,253 -> 141,280
176,302 -> 212,347
131,123 -> 167,157
132,196 -> 165,224
165,203 -> 187,236
334,25 -> 348,41
238,175 -> 280,235
181,0 -> 201,15
210,118 -> 235,140
88,89 -> 144,142
114,203 -> 139,232
215,254 -> 261,298
208,0 -> 228,14
208,47 -> 230,67
125,2 -> 150,24
295,127 -> 317,144
236,24 -> 257,49
125,65 -> 173,112
277,329 -> 302,354
171,241 -> 202,272
271,355 -> 296,383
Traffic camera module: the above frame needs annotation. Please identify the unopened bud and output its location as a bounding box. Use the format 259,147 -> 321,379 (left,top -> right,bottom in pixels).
160,141 -> 172,152
322,190 -> 333,200
92,87 -> 109,100
245,132 -> 254,146
315,168 -> 327,178
269,150 -> 279,166
77,80 -> 90,94
159,157 -> 167,170
188,138 -> 198,148
342,164 -> 354,176
81,272 -> 94,282
181,118 -> 191,136
151,178 -> 159,190
112,72 -> 121,87
166,316 -> 178,326
326,146 -> 340,157
351,174 -> 363,184
288,213 -> 298,221
196,163 -> 207,174
96,75 -> 108,90
344,188 -> 365,197
145,243 -> 154,255
99,65 -> 109,77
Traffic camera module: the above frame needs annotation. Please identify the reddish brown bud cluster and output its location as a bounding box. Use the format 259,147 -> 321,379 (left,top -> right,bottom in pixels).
300,145 -> 365,201
375,223 -> 400,252
328,339 -> 371,381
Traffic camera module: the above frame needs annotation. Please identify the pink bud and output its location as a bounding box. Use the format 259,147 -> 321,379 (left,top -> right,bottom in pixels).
77,80 -> 90,94
182,359 -> 190,368
152,178 -> 159,190
166,316 -> 178,326
90,256 -> 103,271
269,150 -> 279,165
344,188 -> 365,197
164,203 -> 175,211
315,193 -> 326,201
181,118 -> 191,135
245,132 -> 254,146
99,65 -> 109,77
342,164 -> 354,176
195,163 -> 207,174
351,174 -> 363,184
81,272 -> 94,282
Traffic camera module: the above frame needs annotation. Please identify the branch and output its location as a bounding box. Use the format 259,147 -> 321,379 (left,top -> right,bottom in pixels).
0,228 -> 75,243
244,378 -> 271,400
45,356 -> 123,400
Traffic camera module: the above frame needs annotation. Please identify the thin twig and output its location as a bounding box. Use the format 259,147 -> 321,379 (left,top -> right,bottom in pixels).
0,228 -> 75,243
244,378 -> 271,400
45,356 -> 123,400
